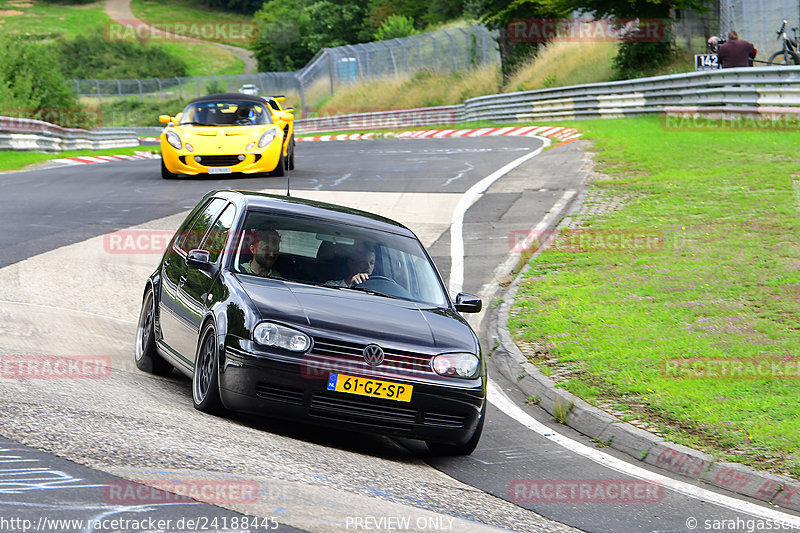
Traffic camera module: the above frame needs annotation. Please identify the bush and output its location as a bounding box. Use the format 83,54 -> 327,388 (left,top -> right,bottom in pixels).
99,98 -> 188,127
612,41 -> 674,80
53,26 -> 188,80
0,34 -> 94,128
374,15 -> 415,41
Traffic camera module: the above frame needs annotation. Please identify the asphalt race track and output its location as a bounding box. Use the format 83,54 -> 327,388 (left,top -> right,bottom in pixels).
1,137 -> 798,532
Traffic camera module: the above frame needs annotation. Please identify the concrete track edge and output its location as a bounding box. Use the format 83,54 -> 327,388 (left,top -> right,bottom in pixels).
480,142 -> 800,515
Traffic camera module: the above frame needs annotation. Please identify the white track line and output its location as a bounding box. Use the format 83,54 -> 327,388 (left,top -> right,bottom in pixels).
488,381 -> 800,526
448,138 -> 550,295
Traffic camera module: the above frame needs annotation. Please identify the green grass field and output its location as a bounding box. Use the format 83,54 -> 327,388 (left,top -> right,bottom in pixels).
0,0 -> 244,76
509,116 -> 800,477
0,146 -> 158,173
130,0 -> 250,75
131,0 -> 255,47
155,41 -> 244,76
0,0 -> 109,39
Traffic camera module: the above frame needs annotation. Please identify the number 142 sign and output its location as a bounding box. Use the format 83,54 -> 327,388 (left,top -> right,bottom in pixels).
695,54 -> 720,70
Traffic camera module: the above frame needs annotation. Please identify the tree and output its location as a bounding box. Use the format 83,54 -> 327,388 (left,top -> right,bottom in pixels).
0,34 -> 92,127
252,0 -> 373,72
553,0 -> 713,78
198,0 -> 264,14
252,0 -> 313,71
374,15 -> 416,41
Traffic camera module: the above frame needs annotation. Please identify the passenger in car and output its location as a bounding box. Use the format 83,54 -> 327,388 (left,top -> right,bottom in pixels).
241,229 -> 283,278
325,241 -> 375,287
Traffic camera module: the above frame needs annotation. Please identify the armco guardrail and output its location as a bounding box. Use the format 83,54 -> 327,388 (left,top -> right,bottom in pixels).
295,66 -> 800,133
295,105 -> 464,134
462,66 -> 800,122
0,116 -> 139,152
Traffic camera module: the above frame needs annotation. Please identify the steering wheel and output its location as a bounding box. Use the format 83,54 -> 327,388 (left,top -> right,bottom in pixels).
355,275 -> 393,285
354,275 -> 413,299
233,118 -> 252,125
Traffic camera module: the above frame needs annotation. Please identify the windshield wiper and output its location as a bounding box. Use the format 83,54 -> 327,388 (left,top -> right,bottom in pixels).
338,285 -> 401,300
181,121 -> 217,126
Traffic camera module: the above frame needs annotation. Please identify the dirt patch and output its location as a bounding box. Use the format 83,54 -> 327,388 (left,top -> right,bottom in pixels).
0,9 -> 24,16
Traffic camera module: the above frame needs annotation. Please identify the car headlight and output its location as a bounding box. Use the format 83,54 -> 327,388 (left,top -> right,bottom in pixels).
166,131 -> 182,150
431,352 -> 480,378
258,128 -> 277,148
253,322 -> 311,352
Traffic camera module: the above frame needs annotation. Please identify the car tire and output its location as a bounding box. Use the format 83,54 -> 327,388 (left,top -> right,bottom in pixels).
272,150 -> 286,177
288,136 -> 295,171
161,157 -> 177,179
134,287 -> 173,376
425,404 -> 485,456
192,322 -> 225,414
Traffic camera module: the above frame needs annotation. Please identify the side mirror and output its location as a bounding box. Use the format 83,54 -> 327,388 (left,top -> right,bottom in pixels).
280,111 -> 294,121
285,106 -> 295,113
158,115 -> 172,124
454,293 -> 482,313
186,249 -> 216,274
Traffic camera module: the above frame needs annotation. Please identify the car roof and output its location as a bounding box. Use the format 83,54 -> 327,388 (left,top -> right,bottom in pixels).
209,190 -> 415,236
187,93 -> 266,106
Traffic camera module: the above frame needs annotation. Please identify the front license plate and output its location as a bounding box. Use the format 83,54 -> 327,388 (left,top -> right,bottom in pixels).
208,167 -> 232,174
327,373 -> 413,402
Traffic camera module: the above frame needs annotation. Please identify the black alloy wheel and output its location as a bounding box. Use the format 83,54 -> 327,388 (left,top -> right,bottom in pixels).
192,322 -> 224,414
135,288 -> 173,376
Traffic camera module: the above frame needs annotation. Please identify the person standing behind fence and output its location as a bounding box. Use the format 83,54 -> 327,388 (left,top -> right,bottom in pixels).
717,31 -> 755,68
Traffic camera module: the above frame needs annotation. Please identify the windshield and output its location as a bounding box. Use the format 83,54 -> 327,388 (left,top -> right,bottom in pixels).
232,210 -> 448,307
179,101 -> 271,126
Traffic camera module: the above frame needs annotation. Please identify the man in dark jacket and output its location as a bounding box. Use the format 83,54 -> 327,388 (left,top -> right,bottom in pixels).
718,31 -> 755,68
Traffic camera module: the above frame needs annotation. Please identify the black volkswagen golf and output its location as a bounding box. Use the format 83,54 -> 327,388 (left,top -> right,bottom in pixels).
135,190 -> 485,455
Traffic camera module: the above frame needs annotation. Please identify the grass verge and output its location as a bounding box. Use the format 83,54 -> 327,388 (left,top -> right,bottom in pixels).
0,0 -> 108,39
509,116 -> 800,478
131,0 -> 255,47
0,146 -> 158,173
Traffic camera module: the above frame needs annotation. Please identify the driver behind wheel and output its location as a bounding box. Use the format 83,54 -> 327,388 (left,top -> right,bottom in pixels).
325,241 -> 375,287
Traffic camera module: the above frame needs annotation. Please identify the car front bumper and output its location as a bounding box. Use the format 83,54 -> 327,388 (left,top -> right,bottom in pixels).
160,139 -> 282,176
219,344 -> 486,446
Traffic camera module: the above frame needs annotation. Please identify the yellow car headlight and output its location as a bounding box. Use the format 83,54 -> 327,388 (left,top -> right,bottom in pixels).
258,128 -> 277,148
166,131 -> 182,150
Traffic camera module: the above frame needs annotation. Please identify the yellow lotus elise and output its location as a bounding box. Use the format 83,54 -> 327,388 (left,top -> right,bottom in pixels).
158,93 -> 295,179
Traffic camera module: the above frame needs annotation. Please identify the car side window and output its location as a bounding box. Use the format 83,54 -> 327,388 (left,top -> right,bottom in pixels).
200,203 -> 237,263
177,198 -> 227,253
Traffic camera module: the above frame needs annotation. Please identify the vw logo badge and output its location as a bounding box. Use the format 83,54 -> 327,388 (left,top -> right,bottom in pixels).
363,344 -> 384,366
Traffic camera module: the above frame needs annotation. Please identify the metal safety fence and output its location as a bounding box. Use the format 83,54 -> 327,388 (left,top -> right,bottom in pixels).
73,25 -> 499,115
294,66 -> 800,132
674,0 -> 800,59
10,65 -> 799,150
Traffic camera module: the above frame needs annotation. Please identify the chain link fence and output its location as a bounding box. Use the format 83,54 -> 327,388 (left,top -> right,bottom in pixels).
674,0 -> 800,59
73,25 -> 498,116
